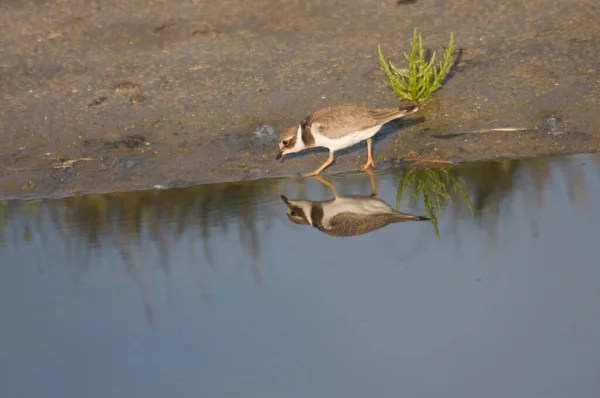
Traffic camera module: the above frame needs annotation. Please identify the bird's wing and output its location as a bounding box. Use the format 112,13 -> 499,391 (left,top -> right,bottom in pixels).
308,105 -> 415,140
324,211 -> 427,237
319,197 -> 390,230
367,107 -> 412,125
309,107 -> 376,139
324,213 -> 391,236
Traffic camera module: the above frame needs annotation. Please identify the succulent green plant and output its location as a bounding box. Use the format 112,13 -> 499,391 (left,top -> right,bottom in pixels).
378,28 -> 455,102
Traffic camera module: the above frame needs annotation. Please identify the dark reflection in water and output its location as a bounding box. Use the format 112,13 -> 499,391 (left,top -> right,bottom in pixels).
0,177 -> 286,318
1,153 -> 600,398
0,154 -> 598,317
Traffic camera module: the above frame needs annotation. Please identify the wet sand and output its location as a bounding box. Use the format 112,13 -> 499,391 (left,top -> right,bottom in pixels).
1,0 -> 599,198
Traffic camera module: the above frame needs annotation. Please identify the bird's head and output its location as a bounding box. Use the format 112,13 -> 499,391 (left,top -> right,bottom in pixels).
276,125 -> 302,160
280,195 -> 311,225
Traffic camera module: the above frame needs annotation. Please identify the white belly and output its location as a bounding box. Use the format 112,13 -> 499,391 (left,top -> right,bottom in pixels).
314,125 -> 382,151
326,197 -> 393,214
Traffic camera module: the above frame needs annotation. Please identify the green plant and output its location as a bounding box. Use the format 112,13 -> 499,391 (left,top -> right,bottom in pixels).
396,166 -> 472,238
378,28 -> 455,102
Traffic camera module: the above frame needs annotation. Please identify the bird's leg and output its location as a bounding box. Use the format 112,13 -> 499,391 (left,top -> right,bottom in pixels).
314,175 -> 339,197
360,138 -> 376,170
299,151 -> 334,178
364,168 -> 377,197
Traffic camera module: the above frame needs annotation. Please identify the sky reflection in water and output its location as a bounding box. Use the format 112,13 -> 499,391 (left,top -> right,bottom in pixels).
1,153 -> 600,398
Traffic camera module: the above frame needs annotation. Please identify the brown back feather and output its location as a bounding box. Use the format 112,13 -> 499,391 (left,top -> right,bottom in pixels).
319,212 -> 425,237
307,104 -> 417,140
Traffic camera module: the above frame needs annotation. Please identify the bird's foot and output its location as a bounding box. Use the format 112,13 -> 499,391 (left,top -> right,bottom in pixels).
360,159 -> 376,171
298,171 -> 320,178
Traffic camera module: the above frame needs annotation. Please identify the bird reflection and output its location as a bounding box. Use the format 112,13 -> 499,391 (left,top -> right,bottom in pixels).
281,172 -> 429,237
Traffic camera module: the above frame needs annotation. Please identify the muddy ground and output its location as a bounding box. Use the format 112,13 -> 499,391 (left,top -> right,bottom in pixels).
1,0 -> 599,198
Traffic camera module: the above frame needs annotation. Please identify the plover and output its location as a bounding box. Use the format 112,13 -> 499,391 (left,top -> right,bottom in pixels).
276,103 -> 419,177
280,175 -> 429,237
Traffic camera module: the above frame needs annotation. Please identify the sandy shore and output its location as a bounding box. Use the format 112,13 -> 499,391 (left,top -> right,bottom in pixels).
1,0 -> 599,198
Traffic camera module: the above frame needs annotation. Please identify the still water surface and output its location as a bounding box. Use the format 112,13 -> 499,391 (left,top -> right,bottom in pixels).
1,154 -> 600,398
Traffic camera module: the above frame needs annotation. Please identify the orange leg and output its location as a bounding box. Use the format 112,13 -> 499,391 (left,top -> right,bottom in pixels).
299,151 -> 335,178
361,138 -> 376,170
314,175 -> 340,197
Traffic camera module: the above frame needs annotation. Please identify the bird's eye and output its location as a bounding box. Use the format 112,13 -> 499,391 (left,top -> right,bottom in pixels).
290,210 -> 297,216
282,140 -> 289,146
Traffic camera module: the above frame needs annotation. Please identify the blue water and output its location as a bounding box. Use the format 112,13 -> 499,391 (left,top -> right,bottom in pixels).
1,153 -> 600,398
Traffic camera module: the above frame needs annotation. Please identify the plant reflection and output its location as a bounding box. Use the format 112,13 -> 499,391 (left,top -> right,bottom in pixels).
395,154 -> 597,238
0,178 -> 287,324
0,153 -> 598,324
396,166 -> 473,238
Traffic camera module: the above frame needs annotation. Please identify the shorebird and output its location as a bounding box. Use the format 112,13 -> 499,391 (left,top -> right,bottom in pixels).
280,174 -> 429,237
275,103 -> 419,177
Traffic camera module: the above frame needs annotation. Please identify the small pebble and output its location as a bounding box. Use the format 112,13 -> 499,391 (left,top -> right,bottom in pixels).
543,116 -> 563,135
88,96 -> 108,107
114,81 -> 140,92
253,125 -> 275,138
130,94 -> 145,104
247,168 -> 262,177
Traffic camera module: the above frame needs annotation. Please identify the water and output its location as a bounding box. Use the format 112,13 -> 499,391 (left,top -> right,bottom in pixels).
1,153 -> 600,398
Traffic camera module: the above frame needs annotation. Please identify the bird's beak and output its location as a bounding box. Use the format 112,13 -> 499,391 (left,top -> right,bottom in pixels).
276,150 -> 283,160
280,195 -> 290,205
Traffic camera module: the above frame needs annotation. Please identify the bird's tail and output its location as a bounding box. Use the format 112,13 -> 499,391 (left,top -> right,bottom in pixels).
369,102 -> 419,124
390,212 -> 430,222
395,101 -> 420,117
398,104 -> 419,114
